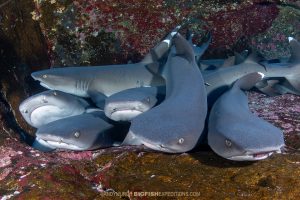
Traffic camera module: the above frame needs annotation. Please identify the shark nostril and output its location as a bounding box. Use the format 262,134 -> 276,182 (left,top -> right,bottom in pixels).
146,97 -> 150,103
225,139 -> 232,147
23,109 -> 28,114
42,96 -> 48,103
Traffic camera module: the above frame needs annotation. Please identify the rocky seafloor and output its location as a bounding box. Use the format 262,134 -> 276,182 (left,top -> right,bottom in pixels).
0,0 -> 300,199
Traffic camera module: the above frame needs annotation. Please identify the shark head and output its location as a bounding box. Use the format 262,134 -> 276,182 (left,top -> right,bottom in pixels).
19,90 -> 89,128
32,112 -> 115,151
104,87 -> 158,121
208,117 -> 285,161
31,68 -> 90,97
208,72 -> 285,161
123,122 -> 199,153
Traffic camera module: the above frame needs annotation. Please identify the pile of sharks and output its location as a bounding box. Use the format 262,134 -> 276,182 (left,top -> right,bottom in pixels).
19,26 -> 300,161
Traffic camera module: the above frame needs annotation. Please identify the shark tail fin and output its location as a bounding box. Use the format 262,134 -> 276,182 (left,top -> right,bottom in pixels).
173,33 -> 195,63
288,37 -> 300,63
187,32 -> 211,60
140,26 -> 181,64
234,72 -> 265,90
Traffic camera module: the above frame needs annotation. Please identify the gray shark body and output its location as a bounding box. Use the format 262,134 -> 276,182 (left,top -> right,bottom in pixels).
204,57 -> 300,107
31,26 -> 183,107
32,50 -> 300,111
31,28 -> 211,108
19,90 -> 91,128
32,111 -> 129,151
208,72 -> 285,161
122,33 -> 207,153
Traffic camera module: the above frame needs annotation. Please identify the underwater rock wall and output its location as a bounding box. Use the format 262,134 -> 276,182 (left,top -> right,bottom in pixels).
0,0 -> 299,199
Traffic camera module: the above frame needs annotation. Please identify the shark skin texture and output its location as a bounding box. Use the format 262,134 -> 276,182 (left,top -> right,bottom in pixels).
122,33 -> 207,153
208,72 -> 285,161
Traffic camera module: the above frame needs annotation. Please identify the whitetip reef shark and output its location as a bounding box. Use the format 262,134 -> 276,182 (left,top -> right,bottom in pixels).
208,72 -> 285,161
122,33 -> 207,153
31,36 -> 300,109
104,87 -> 160,122
24,30 -> 300,157
19,90 -> 91,128
32,111 -> 129,151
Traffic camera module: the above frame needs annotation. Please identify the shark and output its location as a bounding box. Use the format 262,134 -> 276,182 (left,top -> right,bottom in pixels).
32,111 -> 129,151
30,26 -> 182,108
122,33 -> 207,153
104,86 -> 162,122
31,34 -> 300,109
19,90 -> 92,128
208,72 -> 285,161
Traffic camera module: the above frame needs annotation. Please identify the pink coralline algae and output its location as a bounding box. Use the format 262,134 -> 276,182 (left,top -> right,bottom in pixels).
248,91 -> 300,148
205,3 -> 279,49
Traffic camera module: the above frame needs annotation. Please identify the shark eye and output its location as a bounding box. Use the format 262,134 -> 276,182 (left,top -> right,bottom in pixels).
74,131 -> 80,138
225,139 -> 232,148
178,138 -> 184,144
23,109 -> 28,114
42,74 -> 48,78
53,91 -> 57,96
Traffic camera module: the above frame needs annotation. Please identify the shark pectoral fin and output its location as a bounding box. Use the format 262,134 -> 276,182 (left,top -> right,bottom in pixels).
88,91 -> 107,109
221,56 -> 235,67
255,79 -> 268,88
255,80 -> 281,96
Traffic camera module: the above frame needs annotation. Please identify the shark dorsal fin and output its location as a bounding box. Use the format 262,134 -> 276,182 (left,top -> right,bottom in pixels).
288,37 -> 300,63
221,56 -> 235,67
234,72 -> 265,90
234,49 -> 249,65
243,51 -> 261,64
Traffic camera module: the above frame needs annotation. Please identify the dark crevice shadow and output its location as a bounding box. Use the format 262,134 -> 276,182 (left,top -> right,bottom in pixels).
189,144 -> 255,168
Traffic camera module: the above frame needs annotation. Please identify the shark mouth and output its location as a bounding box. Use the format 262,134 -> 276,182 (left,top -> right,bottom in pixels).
40,82 -> 52,90
33,137 -> 84,151
228,149 -> 282,161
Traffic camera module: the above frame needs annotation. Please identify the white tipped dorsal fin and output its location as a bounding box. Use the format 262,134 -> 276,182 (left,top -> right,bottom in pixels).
243,51 -> 261,64
221,56 -> 235,67
288,37 -> 300,62
234,72 -> 265,90
234,49 -> 249,65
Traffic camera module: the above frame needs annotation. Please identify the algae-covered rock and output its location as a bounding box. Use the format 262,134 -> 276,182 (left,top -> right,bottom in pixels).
0,0 -> 300,199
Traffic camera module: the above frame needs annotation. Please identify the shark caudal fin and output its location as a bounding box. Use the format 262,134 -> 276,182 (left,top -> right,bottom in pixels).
172,33 -> 195,63
288,37 -> 300,63
234,72 -> 265,91
186,31 -> 211,62
140,25 -> 181,64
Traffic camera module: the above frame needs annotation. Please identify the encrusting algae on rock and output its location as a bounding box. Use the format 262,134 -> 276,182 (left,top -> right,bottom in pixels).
0,0 -> 300,199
